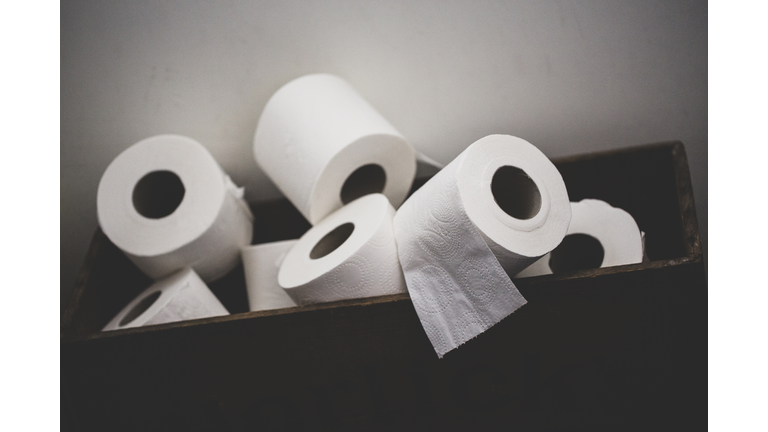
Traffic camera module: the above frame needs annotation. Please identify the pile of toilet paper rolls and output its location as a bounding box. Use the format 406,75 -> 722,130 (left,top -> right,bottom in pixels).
96,73 -> 645,358
97,74 -> 419,329
245,73 -> 415,311
241,193 -> 408,311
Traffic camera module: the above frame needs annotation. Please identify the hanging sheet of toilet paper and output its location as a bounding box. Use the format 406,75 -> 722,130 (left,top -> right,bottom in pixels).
253,74 -> 416,225
103,267 -> 228,331
97,135 -> 254,282
393,135 -> 571,358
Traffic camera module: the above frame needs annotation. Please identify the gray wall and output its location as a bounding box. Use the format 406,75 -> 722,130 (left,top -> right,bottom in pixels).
61,0 -> 707,309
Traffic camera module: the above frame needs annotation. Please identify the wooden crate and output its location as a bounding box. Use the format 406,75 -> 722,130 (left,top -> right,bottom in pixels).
61,142 -> 705,431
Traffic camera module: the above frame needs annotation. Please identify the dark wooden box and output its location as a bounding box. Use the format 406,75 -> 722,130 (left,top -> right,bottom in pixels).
61,142 -> 705,432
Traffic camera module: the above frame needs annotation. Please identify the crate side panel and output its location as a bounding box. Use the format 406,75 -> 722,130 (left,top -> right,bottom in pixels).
62,261 -> 705,431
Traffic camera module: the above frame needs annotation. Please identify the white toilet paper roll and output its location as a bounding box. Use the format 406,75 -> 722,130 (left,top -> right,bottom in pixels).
102,267 -> 228,331
97,134 -> 254,282
278,193 -> 407,305
393,135 -> 571,358
253,74 -> 417,225
514,199 -> 643,278
242,240 -> 299,312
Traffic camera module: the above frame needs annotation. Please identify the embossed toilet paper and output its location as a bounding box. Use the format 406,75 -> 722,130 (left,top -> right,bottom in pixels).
103,267 -> 228,331
393,135 -> 571,357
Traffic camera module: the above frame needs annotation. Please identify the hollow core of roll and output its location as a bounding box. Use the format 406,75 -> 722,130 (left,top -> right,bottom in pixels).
340,164 -> 386,204
491,165 -> 542,220
548,234 -> 605,274
132,170 -> 185,219
310,222 -> 355,260
119,291 -> 162,327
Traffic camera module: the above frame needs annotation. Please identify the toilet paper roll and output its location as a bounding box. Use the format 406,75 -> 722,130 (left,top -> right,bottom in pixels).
278,193 -> 407,305
514,199 -> 643,278
253,74 -> 417,225
97,134 -> 254,282
242,240 -> 299,312
102,267 -> 229,331
393,134 -> 571,358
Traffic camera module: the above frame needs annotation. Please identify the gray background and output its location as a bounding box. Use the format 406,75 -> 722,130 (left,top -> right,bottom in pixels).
61,0 -> 707,310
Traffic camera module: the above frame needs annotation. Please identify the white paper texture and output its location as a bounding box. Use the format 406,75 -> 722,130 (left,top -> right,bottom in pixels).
103,267 -> 228,331
97,135 -> 254,282
253,74 -> 416,224
242,240 -> 299,311
393,135 -> 571,358
278,194 -> 407,305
